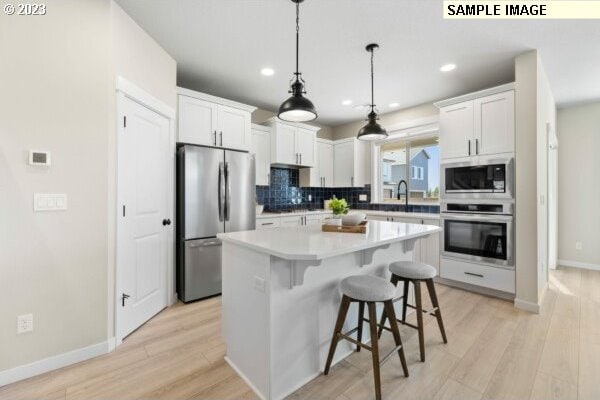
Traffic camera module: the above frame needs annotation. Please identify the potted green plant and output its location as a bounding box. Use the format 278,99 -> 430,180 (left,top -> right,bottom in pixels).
328,196 -> 349,225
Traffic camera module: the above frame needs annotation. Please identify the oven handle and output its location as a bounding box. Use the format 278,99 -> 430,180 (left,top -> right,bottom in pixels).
441,213 -> 513,223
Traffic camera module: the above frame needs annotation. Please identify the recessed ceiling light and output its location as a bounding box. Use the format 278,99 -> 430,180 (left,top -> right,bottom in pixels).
341,99 -> 353,106
261,68 -> 275,76
389,102 -> 400,108
440,63 -> 456,72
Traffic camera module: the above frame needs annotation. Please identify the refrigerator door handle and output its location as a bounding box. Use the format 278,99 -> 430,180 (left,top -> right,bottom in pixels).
225,162 -> 231,221
218,162 -> 225,222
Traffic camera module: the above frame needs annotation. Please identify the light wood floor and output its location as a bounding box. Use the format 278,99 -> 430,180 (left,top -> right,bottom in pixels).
2,266 -> 599,400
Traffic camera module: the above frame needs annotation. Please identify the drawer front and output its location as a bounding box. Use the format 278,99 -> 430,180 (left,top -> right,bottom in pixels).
256,217 -> 281,229
440,257 -> 515,293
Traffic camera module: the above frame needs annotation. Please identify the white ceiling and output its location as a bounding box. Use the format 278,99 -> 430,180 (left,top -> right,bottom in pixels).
116,0 -> 600,126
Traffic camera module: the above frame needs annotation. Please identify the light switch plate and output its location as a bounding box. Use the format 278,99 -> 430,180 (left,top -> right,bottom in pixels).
253,276 -> 266,293
34,194 -> 67,211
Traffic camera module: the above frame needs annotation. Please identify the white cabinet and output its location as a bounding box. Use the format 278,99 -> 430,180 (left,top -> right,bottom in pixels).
177,87 -> 255,151
178,96 -> 218,146
256,217 -> 281,230
437,87 -> 515,160
365,214 -> 440,271
280,216 -> 303,227
333,138 -> 371,187
474,91 -> 515,156
439,101 -> 474,159
265,118 -> 318,167
300,139 -> 334,187
250,124 -> 271,186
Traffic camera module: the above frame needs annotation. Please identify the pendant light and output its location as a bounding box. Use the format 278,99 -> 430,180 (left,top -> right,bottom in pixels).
278,0 -> 317,122
357,43 -> 388,141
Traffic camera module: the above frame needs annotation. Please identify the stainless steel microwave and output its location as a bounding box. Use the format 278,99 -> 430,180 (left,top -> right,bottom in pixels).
441,157 -> 514,199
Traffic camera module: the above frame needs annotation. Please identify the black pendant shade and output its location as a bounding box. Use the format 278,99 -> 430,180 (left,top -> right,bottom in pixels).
357,43 -> 388,141
278,0 -> 317,122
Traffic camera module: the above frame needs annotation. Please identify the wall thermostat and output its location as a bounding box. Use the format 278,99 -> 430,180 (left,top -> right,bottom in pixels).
29,150 -> 51,166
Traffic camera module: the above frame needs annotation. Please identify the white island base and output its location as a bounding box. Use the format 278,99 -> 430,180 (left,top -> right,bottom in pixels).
218,221 -> 440,400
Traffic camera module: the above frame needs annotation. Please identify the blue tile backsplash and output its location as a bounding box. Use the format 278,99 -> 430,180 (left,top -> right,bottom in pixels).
256,167 -> 440,214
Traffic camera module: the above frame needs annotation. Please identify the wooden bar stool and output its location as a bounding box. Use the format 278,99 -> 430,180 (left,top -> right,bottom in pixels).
378,261 -> 447,362
324,275 -> 409,400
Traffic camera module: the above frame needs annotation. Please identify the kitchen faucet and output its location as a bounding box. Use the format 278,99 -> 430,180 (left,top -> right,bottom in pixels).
397,179 -> 408,208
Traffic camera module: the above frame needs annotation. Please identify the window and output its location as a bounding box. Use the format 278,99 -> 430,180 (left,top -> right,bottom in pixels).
378,136 -> 439,204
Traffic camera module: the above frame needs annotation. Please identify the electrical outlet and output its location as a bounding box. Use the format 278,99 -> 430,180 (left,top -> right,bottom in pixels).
308,194 -> 312,202
575,242 -> 583,251
17,314 -> 33,334
359,194 -> 368,202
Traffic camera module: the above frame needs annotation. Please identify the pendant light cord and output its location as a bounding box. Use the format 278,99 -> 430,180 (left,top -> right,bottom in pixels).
295,1 -> 300,76
370,48 -> 375,112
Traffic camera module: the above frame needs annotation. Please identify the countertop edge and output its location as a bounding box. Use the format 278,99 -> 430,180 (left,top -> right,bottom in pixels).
218,226 -> 442,261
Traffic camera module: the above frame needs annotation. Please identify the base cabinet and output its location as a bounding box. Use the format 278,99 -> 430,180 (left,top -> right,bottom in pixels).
366,214 -> 440,272
439,257 -> 515,294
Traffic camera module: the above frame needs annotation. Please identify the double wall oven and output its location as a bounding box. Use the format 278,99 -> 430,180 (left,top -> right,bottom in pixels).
441,157 -> 515,269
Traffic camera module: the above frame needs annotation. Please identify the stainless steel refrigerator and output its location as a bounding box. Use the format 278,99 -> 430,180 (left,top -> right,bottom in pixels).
177,144 -> 255,302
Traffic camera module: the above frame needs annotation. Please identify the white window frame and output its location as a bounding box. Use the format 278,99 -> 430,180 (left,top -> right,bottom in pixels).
370,116 -> 439,204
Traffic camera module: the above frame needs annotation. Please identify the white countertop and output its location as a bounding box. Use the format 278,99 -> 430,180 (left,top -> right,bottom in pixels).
256,209 -> 332,219
364,210 -> 440,220
218,220 -> 441,261
256,209 -> 439,220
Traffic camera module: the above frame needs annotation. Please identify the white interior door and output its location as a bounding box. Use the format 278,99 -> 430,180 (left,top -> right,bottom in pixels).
117,96 -> 170,340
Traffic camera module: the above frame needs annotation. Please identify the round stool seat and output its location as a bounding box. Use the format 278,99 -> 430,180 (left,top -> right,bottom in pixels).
340,275 -> 396,302
389,261 -> 436,280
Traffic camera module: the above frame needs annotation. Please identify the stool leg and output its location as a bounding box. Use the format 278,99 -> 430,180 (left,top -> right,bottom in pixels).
367,302 -> 382,400
324,295 -> 351,375
356,301 -> 365,352
383,300 -> 409,377
401,279 -> 409,322
377,275 -> 398,338
414,280 -> 425,362
426,279 -> 448,344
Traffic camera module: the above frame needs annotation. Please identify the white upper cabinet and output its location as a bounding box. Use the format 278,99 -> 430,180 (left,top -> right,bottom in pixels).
333,138 -> 371,187
300,139 -> 333,187
177,87 -> 256,151
250,124 -> 271,186
439,100 -> 474,159
265,118 -> 318,167
474,90 -> 515,156
178,96 -> 218,146
295,128 -> 316,166
436,84 -> 515,160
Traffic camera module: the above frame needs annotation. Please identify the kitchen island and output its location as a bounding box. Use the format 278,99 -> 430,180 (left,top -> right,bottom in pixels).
217,220 -> 441,400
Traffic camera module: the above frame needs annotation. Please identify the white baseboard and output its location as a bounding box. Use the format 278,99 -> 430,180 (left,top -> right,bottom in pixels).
0,338 -> 114,387
558,259 -> 600,272
224,356 -> 267,400
514,298 -> 541,313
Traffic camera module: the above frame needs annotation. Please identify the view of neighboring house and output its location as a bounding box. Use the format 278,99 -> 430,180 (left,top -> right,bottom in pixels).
382,148 -> 432,199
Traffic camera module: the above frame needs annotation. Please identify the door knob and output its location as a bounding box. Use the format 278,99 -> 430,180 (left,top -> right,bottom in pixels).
162,218 -> 171,226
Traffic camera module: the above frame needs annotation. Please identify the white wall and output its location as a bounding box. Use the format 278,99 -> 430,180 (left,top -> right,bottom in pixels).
514,50 -> 556,310
0,0 -> 111,372
0,0 -> 176,379
536,59 -> 556,294
557,102 -> 600,268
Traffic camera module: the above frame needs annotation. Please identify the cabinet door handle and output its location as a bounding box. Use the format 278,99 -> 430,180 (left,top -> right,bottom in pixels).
351,176 -> 354,186
220,131 -> 223,147
213,130 -> 217,146
267,173 -> 270,186
476,138 -> 479,155
468,140 -> 471,156
464,272 -> 484,278
300,153 -> 302,165
261,222 -> 274,226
